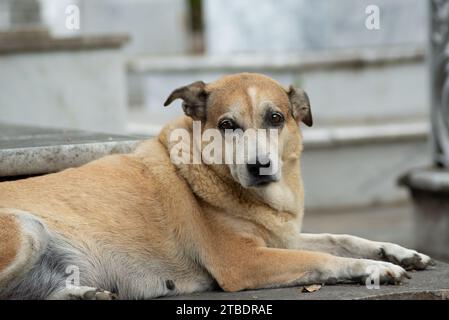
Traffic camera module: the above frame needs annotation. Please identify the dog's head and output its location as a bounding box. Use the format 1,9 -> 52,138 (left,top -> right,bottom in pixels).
164,73 -> 312,189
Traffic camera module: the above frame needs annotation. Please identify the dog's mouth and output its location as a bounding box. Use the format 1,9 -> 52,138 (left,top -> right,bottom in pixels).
247,175 -> 278,188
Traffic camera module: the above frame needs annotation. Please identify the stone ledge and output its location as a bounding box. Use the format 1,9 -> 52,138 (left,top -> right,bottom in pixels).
161,262 -> 449,300
128,45 -> 425,73
399,167 -> 449,193
302,121 -> 429,149
0,29 -> 129,55
0,123 -> 142,177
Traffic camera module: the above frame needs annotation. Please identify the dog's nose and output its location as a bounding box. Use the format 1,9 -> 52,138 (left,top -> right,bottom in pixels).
247,159 -> 271,178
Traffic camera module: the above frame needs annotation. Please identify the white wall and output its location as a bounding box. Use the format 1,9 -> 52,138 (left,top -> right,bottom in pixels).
0,50 -> 127,133
204,0 -> 428,54
40,0 -> 190,55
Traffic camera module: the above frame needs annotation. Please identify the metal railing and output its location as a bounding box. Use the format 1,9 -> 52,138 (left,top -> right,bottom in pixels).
431,0 -> 449,167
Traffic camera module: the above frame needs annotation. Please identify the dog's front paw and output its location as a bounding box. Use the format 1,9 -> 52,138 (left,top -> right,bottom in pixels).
367,261 -> 410,285
353,260 -> 410,285
378,243 -> 435,270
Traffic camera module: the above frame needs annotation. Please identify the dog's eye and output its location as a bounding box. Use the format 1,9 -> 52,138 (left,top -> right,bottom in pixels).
218,119 -> 237,131
270,112 -> 284,126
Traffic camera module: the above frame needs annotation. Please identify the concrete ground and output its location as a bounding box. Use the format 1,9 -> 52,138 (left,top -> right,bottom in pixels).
164,203 -> 449,300
164,262 -> 449,300
302,203 -> 416,248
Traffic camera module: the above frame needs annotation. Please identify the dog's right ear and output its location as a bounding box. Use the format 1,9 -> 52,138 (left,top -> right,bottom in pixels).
164,81 -> 208,121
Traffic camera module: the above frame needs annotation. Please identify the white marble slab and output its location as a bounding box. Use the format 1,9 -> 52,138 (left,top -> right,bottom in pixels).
0,123 -> 143,177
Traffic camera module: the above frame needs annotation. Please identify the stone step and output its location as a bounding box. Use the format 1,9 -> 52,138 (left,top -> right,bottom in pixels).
127,45 -> 429,125
162,261 -> 449,300
0,123 -> 142,178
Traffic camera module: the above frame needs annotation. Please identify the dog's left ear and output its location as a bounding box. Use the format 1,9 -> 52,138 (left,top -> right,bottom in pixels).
286,86 -> 313,127
164,81 -> 208,121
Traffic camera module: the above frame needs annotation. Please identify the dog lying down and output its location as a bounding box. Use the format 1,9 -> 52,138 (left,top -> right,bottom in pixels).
0,73 -> 433,299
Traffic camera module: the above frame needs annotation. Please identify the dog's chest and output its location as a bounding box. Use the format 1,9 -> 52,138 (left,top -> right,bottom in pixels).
261,216 -> 303,249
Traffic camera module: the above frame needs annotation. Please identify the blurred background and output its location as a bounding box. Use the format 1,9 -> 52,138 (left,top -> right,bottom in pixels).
1,0 -> 447,260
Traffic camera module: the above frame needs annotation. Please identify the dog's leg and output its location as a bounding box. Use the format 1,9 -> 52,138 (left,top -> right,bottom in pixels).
208,230 -> 412,292
0,209 -> 112,300
211,246 -> 410,292
48,286 -> 118,300
291,233 -> 434,270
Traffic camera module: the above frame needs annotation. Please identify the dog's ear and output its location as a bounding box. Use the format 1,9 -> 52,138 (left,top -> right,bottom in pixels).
164,81 -> 208,120
286,86 -> 313,127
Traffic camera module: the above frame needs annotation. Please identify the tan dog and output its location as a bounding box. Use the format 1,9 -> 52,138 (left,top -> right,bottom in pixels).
0,73 -> 433,300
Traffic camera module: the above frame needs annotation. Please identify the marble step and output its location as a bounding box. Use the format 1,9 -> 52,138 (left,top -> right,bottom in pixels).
127,45 -> 429,125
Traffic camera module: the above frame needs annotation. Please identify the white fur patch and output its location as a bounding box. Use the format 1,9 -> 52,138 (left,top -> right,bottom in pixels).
247,86 -> 259,108
254,177 -> 298,213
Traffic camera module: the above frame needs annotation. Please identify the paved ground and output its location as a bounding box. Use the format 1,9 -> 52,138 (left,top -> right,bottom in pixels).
302,203 -> 416,248
163,262 -> 449,300
164,203 -> 449,300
